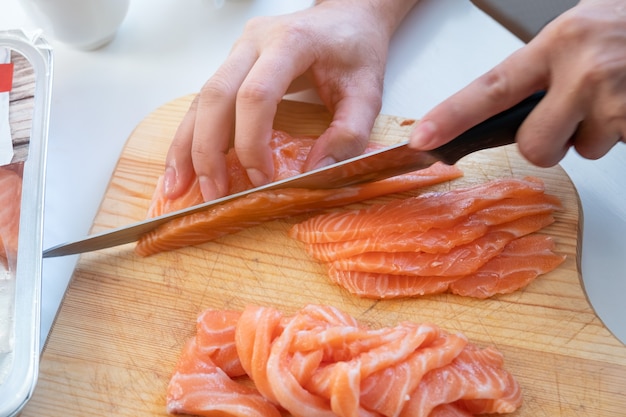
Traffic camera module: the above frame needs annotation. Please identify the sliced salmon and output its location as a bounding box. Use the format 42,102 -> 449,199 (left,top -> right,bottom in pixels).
264,308 -> 339,417
137,130 -> 463,256
304,322 -> 441,392
305,220 -> 489,262
195,309 -> 245,377
330,213 -> 555,277
328,268 -> 463,299
302,193 -> 562,262
328,233 -> 564,300
235,305 -> 284,405
289,177 -> 546,244
400,344 -> 522,416
166,338 -> 281,417
289,176 -> 564,299
167,304 -> 522,417
429,404 -> 475,417
359,331 -> 468,416
449,234 -> 566,298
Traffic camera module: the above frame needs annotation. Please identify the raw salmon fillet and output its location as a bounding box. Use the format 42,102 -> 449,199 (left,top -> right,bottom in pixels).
290,177 -> 565,299
136,130 -> 463,256
0,163 -> 23,270
166,304 -> 522,417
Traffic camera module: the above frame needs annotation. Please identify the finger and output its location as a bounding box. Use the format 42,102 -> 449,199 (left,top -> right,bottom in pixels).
409,44 -> 549,151
572,121 -> 625,161
234,46 -> 313,186
304,89 -> 382,171
515,88 -> 582,167
164,96 -> 199,199
568,101 -> 626,161
571,89 -> 626,160
191,43 -> 259,201
518,74 -> 626,165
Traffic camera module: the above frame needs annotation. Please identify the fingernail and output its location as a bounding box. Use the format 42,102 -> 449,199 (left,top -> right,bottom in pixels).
199,175 -> 219,201
410,120 -> 438,149
246,168 -> 270,187
311,156 -> 338,171
163,166 -> 177,197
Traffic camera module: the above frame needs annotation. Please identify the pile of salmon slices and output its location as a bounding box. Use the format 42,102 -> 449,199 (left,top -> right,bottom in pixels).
289,177 -> 565,299
166,304 -> 522,417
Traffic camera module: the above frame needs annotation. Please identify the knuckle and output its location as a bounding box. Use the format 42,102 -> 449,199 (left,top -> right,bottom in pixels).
552,11 -> 592,40
577,59 -> 623,91
199,75 -> 236,104
237,79 -> 275,105
478,68 -> 512,104
241,15 -> 273,35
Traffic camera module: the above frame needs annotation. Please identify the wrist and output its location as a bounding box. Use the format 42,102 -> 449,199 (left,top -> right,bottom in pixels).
314,0 -> 420,36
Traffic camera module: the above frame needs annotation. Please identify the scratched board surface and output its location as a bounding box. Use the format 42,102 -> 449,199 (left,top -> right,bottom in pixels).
24,95 -> 626,416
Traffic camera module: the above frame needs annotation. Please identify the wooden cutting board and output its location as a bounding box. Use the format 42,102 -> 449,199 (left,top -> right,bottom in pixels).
25,95 -> 626,416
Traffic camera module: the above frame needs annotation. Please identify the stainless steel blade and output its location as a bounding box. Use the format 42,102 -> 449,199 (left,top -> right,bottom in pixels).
42,141 -> 438,258
42,92 -> 544,258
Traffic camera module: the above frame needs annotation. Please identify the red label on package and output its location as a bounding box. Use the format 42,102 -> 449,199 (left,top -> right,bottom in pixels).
0,63 -> 14,92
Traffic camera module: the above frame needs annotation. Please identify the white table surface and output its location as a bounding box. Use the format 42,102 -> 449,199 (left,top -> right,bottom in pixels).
2,0 -> 625,348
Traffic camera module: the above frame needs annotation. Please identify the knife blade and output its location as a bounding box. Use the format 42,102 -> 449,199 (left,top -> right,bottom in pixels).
43,92 -> 544,258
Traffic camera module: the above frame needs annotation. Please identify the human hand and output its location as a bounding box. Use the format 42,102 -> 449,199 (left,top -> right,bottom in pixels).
409,0 -> 626,166
164,0 -> 418,201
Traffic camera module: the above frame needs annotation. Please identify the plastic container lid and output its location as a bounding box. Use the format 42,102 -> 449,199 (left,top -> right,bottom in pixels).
0,29 -> 52,417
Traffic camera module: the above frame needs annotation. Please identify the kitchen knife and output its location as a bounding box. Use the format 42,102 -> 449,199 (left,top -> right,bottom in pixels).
43,91 -> 545,258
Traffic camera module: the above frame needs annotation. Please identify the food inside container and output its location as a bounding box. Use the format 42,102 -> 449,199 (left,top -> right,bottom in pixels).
0,30 -> 52,417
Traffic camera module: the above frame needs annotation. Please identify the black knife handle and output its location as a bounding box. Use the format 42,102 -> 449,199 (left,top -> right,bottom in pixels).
429,91 -> 546,165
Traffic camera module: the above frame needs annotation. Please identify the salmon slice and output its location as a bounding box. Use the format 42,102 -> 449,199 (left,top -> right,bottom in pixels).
195,309 -> 245,377
468,193 -> 562,225
304,322 -> 441,392
449,234 -> 566,298
400,344 -> 522,417
264,309 -> 339,417
306,220 -> 489,262
429,404 -> 475,417
0,164 -> 22,269
166,338 -> 282,417
329,233 -> 564,299
264,306 -> 441,417
359,332 -> 468,416
234,305 -> 284,405
137,130 -> 463,256
328,268 -> 463,299
330,213 -> 555,277
168,304 -> 522,417
288,177 -> 546,244
302,193 -> 562,262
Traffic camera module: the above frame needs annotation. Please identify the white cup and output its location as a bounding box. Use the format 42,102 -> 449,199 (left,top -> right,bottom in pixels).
18,0 -> 130,50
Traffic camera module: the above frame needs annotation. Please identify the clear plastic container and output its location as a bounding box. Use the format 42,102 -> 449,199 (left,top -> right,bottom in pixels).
0,29 -> 52,417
